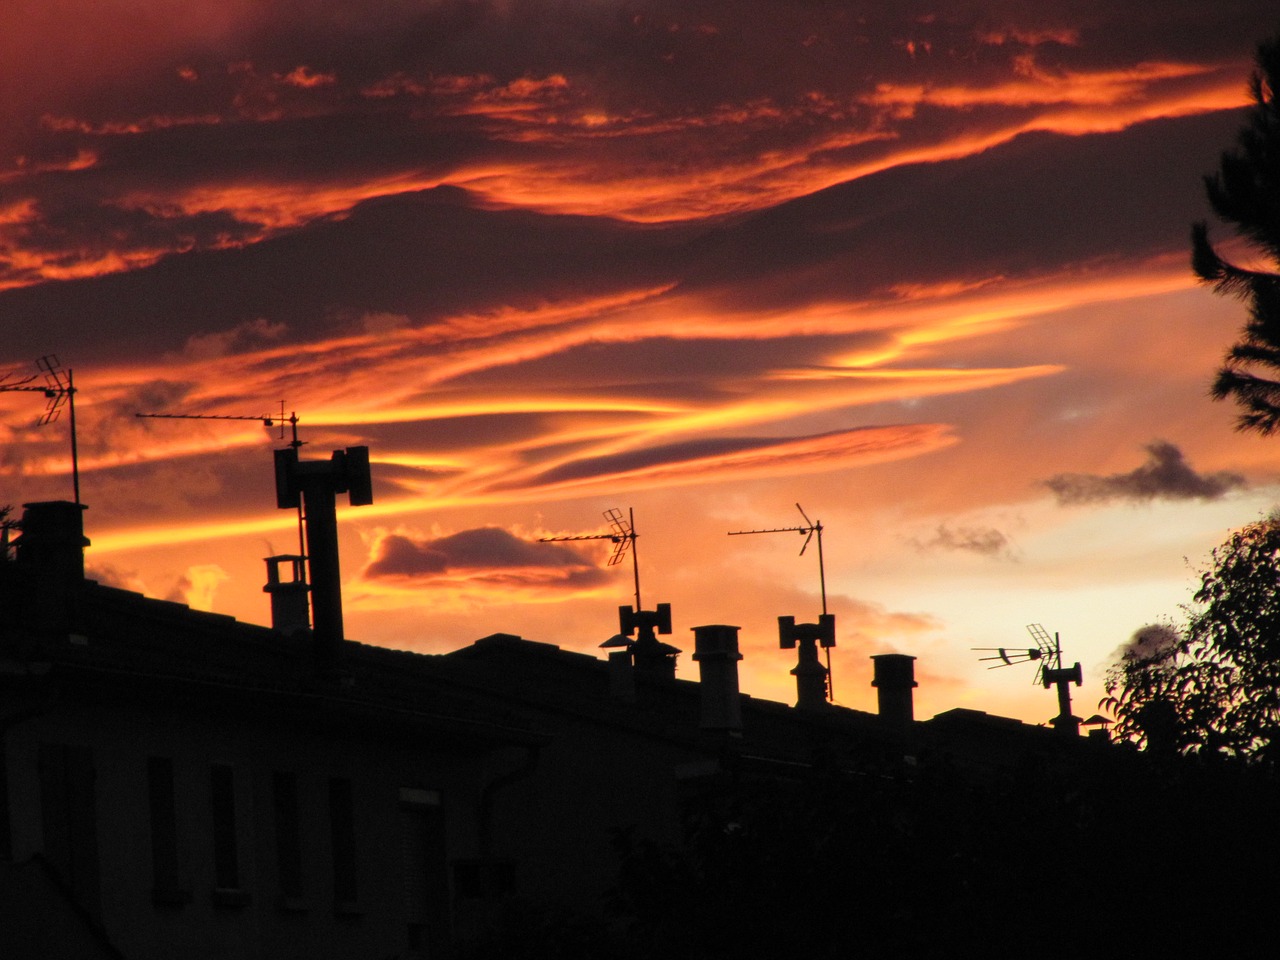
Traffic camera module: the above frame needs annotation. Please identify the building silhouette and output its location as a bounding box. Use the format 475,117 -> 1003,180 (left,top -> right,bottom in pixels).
4,495 -> 1213,960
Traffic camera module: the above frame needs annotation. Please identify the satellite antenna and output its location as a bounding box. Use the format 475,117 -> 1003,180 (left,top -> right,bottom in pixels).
974,624 -> 1082,737
728,504 -> 836,702
0,355 -> 81,504
540,509 -> 678,679
136,402 -> 306,554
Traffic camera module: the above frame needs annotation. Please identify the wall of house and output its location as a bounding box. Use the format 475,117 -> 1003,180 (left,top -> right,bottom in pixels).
2,683 -> 495,960
481,702 -> 707,919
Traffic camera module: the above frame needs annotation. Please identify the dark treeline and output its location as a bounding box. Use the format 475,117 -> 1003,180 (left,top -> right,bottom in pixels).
464,745 -> 1279,960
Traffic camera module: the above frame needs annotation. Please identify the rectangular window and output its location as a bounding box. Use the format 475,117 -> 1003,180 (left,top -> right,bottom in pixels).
400,787 -> 450,954
147,757 -> 185,901
273,771 -> 303,901
209,764 -> 240,891
0,742 -> 11,862
328,777 -> 357,906
38,742 -> 101,917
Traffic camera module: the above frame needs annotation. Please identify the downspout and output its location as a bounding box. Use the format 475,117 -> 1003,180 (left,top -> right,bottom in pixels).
477,744 -> 541,863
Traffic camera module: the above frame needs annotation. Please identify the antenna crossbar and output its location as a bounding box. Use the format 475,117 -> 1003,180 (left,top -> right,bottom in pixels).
727,503 -> 834,699
975,624 -> 1082,737
136,402 -> 302,448
137,402 -> 306,554
727,503 -> 827,610
1,355 -> 80,503
540,507 -> 641,606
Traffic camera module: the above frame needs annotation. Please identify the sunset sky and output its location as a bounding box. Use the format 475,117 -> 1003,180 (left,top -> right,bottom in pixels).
4,1 -> 1280,724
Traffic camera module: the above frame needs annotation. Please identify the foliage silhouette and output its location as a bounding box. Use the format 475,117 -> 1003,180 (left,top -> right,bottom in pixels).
1194,35 -> 1280,432
607,743 -> 1279,959
1104,517 -> 1280,764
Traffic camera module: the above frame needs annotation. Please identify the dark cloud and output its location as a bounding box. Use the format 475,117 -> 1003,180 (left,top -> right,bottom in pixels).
362,526 -> 609,589
0,101 -> 1257,369
1045,441 -> 1247,506
0,187 -> 684,362
681,109 -> 1250,307
1109,622 -> 1181,666
911,523 -> 1015,559
443,332 -> 891,391
519,427 -> 876,488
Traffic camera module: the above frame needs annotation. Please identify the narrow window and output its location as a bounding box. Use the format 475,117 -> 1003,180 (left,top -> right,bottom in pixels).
210,764 -> 239,891
273,771 -> 303,901
147,757 -> 184,901
400,787 -> 450,954
38,742 -> 101,917
0,741 -> 11,862
328,777 -> 357,906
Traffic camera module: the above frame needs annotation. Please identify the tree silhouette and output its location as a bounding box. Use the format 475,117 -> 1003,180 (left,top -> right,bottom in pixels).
0,504 -> 16,561
1194,36 -> 1280,433
1104,517 -> 1280,765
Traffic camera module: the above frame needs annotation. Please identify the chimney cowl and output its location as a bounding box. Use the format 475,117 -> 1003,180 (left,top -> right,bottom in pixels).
871,653 -> 917,729
691,624 -> 743,733
263,554 -> 310,637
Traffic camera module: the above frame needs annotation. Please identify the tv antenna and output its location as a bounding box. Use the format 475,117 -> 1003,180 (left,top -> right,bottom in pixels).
540,507 -> 641,610
541,509 -> 679,679
135,402 -> 306,553
0,355 -> 81,504
728,503 -> 836,702
136,401 -> 302,449
728,503 -> 828,612
974,624 -> 1082,737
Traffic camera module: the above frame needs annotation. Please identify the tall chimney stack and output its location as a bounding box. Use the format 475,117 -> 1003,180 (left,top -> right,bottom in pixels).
691,624 -> 743,733
14,501 -> 89,633
871,653 -> 917,729
274,446 -> 372,661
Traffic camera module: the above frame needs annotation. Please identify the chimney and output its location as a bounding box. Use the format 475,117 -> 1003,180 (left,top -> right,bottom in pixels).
691,624 -> 743,733
14,501 -> 90,633
779,614 -> 834,710
871,654 -> 917,728
274,445 -> 373,661
621,604 -> 680,681
607,649 -> 636,703
263,555 -> 310,636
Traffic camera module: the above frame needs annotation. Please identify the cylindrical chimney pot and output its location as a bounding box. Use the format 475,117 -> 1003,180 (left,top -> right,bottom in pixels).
871,653 -> 917,728
691,624 -> 743,732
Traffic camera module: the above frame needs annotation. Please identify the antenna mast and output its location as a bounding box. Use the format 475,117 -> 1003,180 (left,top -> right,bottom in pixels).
136,402 -> 306,554
541,508 -> 679,680
1,355 -> 81,504
136,402 -> 302,448
728,504 -> 836,704
540,507 -> 641,610
729,502 -> 828,612
974,623 -> 1082,737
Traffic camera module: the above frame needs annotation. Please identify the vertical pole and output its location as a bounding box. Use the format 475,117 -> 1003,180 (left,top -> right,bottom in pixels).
815,521 -> 834,699
629,507 -> 641,612
303,481 -> 343,660
67,369 -> 81,506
